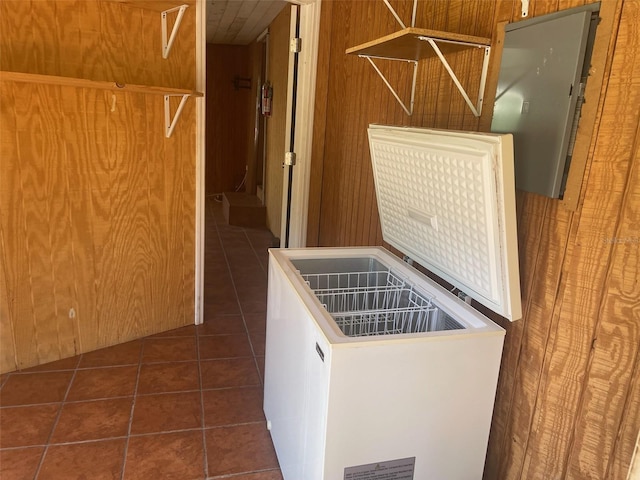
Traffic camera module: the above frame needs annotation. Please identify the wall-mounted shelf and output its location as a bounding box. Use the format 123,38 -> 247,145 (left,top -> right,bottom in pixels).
346,28 -> 490,60
346,27 -> 491,116
1,71 -> 203,138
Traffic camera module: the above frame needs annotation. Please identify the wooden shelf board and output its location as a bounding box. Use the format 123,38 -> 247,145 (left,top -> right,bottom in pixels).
0,71 -> 203,97
346,27 -> 490,60
103,1 -> 191,13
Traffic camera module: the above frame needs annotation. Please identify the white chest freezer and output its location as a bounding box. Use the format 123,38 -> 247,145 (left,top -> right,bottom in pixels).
264,125 -> 522,480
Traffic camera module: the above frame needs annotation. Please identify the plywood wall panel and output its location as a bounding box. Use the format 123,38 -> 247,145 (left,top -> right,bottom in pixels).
1,82 -> 196,372
0,263 -> 17,372
179,106 -> 197,332
485,193 -> 547,480
610,353 -> 640,479
205,44 -> 251,195
348,2 -> 374,248
245,40 -> 262,195
306,0 -> 333,247
0,90 -> 24,372
512,1 -> 638,476
0,0 -> 196,90
566,4 -> 640,477
309,1 -> 640,479
499,203 -> 574,480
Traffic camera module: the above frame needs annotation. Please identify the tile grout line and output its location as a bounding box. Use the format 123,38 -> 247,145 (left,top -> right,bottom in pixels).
196,322 -> 210,479
3,201 -> 278,479
207,196 -> 262,474
240,229 -> 268,385
31,352 -> 82,479
118,343 -> 145,480
207,466 -> 282,479
201,198 -> 225,478
210,199 -> 275,472
211,201 -> 256,362
242,228 -> 271,277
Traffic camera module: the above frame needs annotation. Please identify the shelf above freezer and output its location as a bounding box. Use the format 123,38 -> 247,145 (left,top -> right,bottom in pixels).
345,27 -> 490,61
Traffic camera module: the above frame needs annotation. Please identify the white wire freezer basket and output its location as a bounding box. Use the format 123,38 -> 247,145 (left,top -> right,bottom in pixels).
300,269 -> 464,337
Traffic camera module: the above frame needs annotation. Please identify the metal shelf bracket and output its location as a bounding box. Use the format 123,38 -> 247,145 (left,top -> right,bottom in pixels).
161,4 -> 188,59
418,36 -> 491,117
353,0 -> 491,117
362,56 -> 419,116
164,94 -> 190,138
382,0 -> 418,29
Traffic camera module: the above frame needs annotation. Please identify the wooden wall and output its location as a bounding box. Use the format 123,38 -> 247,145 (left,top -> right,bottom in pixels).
245,39 -> 265,196
205,44 -> 251,195
0,0 -> 195,89
264,6 -> 291,239
0,1 -> 197,373
307,0 -> 639,478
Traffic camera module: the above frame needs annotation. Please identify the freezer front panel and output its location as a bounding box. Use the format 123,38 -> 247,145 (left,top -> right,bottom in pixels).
264,247 -> 505,480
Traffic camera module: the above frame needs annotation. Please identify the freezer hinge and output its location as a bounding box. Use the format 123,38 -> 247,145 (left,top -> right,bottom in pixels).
290,37 -> 302,53
284,151 -> 297,166
402,255 -> 414,266
458,290 -> 473,305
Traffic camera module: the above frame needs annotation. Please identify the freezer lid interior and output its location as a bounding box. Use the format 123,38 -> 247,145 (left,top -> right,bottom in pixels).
367,125 -> 522,321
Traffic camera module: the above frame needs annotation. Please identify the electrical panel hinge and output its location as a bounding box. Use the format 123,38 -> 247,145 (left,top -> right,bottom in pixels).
284,152 -> 297,166
290,38 -> 302,53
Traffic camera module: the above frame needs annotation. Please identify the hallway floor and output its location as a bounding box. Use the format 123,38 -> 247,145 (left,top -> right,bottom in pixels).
0,198 -> 282,480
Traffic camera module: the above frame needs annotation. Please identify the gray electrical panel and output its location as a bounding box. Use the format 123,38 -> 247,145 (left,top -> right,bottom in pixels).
491,4 -> 599,198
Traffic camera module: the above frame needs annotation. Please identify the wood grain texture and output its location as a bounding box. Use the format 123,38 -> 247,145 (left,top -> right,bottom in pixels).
0,0 -> 197,373
205,44 -> 251,195
308,1 -> 640,478
529,3 -> 640,479
264,6 -> 291,238
245,39 -> 265,196
0,82 -> 196,371
0,0 -> 196,90
0,71 -> 203,96
305,0 -> 333,247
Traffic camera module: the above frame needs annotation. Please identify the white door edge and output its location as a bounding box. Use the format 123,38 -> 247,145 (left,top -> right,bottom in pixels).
194,0 -> 206,325
280,0 -> 322,248
280,3 -> 299,245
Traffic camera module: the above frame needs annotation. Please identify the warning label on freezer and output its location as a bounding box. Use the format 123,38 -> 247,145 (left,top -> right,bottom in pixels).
344,457 -> 415,480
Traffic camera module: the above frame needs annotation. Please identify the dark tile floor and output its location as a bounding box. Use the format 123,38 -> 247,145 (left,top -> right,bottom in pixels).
0,198 -> 282,480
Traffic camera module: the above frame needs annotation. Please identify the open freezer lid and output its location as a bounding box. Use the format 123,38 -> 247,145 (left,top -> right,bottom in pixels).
367,125 -> 522,321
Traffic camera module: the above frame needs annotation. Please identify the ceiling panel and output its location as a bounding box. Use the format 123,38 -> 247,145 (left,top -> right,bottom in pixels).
207,0 -> 287,44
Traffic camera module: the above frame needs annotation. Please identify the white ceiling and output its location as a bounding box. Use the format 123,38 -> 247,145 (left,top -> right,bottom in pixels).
207,0 -> 287,45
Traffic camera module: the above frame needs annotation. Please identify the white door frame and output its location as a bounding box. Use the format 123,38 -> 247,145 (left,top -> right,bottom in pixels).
280,0 -> 322,248
195,0 -> 320,324
194,0 -> 206,324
